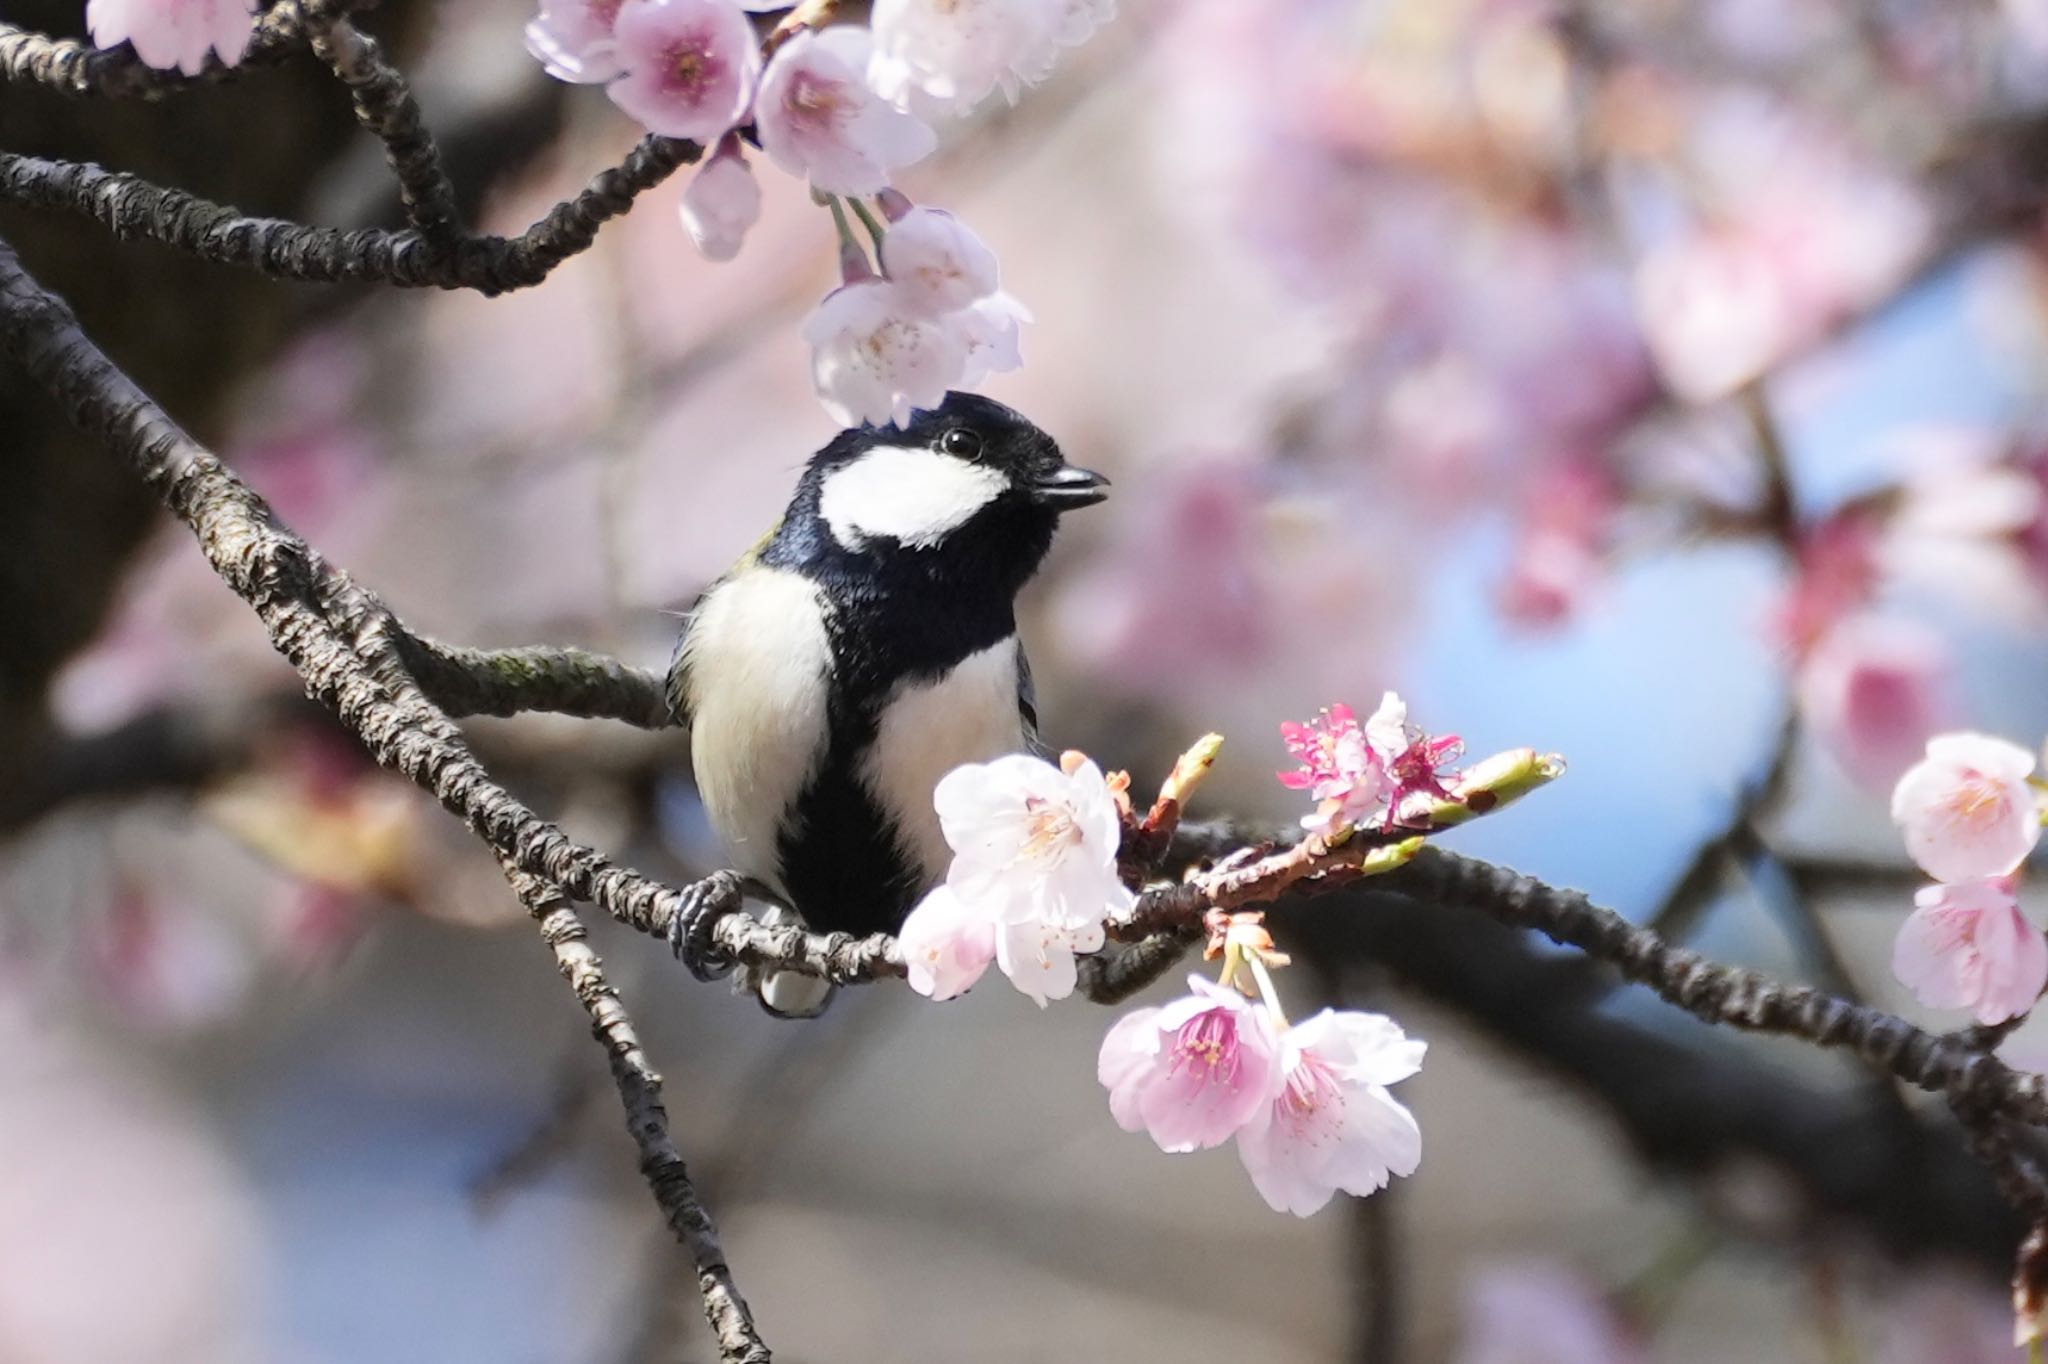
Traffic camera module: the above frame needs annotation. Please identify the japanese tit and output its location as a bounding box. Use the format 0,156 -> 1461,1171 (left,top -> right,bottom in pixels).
668,391 -> 1109,1015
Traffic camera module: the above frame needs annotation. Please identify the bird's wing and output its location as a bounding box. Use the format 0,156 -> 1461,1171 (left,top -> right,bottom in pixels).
667,521 -> 785,733
1016,643 -> 1045,754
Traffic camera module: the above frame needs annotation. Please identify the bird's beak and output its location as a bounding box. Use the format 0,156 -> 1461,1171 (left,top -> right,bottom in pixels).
1031,464 -> 1111,510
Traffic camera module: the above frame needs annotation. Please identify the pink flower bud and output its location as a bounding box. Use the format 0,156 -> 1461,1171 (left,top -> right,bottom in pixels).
678,139 -> 761,262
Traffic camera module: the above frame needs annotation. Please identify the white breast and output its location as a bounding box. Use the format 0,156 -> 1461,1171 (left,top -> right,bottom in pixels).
679,568 -> 834,893
859,636 -> 1030,886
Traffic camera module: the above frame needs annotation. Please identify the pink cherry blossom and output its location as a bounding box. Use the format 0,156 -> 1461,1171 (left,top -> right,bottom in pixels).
1279,701 -> 1388,835
801,277 -> 966,427
1098,975 -> 1282,1153
1235,1008 -> 1424,1216
1372,691 -> 1466,824
1498,456 -> 1615,629
881,207 -> 1001,317
1893,877 -> 2047,1026
88,0 -> 257,76
1891,733 -> 2041,883
678,137 -> 761,261
525,0 -> 627,82
1280,693 -> 1461,835
605,0 -> 760,142
1797,614 -> 1949,790
1453,1263 -> 1645,1364
755,27 -> 937,195
898,886 -> 997,1001
867,0 -> 1061,118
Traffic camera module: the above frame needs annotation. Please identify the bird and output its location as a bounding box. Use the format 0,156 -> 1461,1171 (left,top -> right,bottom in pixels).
666,391 -> 1109,1015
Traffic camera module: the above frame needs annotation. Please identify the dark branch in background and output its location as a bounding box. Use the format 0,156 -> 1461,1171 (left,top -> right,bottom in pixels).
0,5 -> 351,99
0,138 -> 697,293
297,1 -> 460,242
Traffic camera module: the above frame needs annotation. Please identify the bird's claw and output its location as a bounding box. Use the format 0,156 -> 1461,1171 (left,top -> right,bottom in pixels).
668,870 -> 744,981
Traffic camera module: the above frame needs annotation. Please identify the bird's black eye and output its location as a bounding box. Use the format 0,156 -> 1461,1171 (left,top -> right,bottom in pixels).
940,427 -> 983,460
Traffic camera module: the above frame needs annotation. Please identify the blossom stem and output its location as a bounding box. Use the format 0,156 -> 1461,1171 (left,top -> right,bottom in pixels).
1246,952 -> 1290,1029
848,196 -> 890,258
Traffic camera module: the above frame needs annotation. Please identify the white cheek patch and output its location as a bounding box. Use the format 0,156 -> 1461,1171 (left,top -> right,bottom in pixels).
819,445 -> 1009,550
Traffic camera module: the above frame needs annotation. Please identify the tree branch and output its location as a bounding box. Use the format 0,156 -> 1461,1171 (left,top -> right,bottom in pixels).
0,136 -> 697,294
507,862 -> 771,1363
0,4 -> 346,100
296,1 -> 460,241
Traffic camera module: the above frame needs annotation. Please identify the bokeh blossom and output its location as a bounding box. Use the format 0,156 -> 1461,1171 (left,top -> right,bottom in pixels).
1893,877 -> 2047,1026
1452,1263 -> 1644,1364
88,0 -> 258,75
1891,734 -> 2041,884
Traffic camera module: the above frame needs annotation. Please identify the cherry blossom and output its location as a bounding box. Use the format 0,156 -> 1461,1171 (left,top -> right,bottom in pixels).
524,0 -> 627,82
756,27 -> 937,195
1797,614 -> 1948,790
896,754 -> 1128,1006
867,0 -> 1062,119
1891,733 -> 2041,884
88,0 -> 258,76
1372,692 -> 1466,823
605,0 -> 760,142
1098,974 -> 1282,1153
1280,693 -> 1461,835
950,290 -> 1029,385
881,207 -> 1002,317
802,277 -> 966,427
1775,509 -> 1882,657
936,753 -> 1132,928
678,137 -> 761,261
1279,702 -> 1384,834
898,886 -> 997,1001
1235,1008 -> 1425,1216
1892,877 -> 2047,1026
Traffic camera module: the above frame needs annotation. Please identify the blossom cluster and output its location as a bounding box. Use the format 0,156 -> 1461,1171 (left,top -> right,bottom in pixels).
523,0 -> 1111,423
1279,691 -> 1463,837
886,694 -> 1549,1216
1888,733 -> 2047,1026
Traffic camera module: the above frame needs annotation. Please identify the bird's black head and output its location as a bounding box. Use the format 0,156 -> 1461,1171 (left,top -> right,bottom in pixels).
769,392 -> 1108,602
